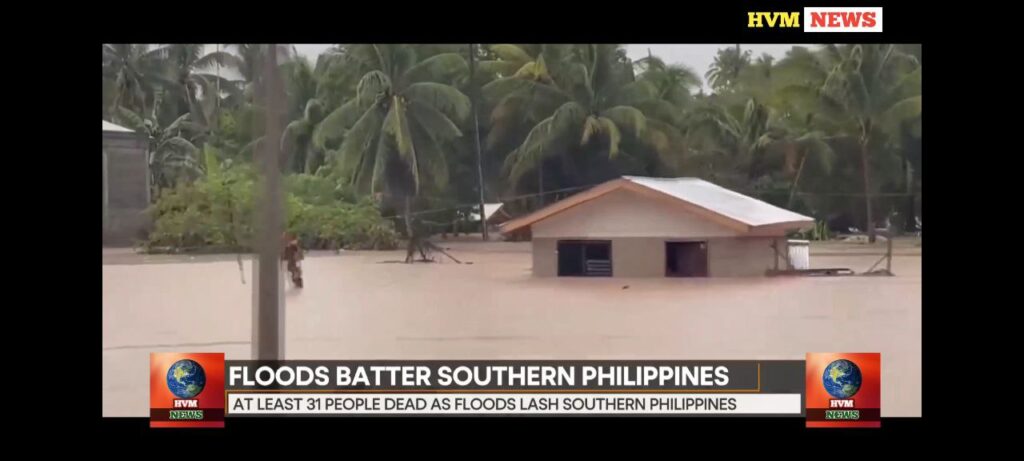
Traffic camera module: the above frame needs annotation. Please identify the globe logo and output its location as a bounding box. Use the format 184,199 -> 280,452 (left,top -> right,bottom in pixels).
821,359 -> 862,399
166,359 -> 207,399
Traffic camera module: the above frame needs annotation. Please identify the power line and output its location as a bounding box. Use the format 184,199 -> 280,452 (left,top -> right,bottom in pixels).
377,179 -> 916,221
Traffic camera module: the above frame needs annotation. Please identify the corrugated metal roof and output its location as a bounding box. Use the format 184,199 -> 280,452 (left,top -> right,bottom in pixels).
469,203 -> 505,222
622,176 -> 812,227
102,120 -> 135,133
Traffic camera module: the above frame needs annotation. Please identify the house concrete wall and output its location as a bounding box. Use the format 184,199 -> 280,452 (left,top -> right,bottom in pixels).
707,237 -> 784,277
531,237 -> 785,277
532,188 -> 740,239
103,131 -> 150,246
533,238 -> 557,277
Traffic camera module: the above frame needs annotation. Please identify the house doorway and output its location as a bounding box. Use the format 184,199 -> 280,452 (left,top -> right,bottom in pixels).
666,241 -> 708,277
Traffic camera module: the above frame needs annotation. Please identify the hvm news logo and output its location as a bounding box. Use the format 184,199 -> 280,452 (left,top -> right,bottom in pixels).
150,352 -> 225,428
747,7 -> 883,32
805,353 -> 880,428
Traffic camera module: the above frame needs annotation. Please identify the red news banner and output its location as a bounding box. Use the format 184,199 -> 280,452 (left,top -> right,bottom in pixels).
150,353 -> 225,428
805,353 -> 881,428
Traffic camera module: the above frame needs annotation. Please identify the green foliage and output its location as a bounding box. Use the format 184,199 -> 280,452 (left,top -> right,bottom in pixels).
792,220 -> 831,241
145,159 -> 397,252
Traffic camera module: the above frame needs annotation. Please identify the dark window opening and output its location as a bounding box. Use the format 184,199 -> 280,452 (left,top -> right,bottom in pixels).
557,240 -> 612,277
666,241 -> 708,277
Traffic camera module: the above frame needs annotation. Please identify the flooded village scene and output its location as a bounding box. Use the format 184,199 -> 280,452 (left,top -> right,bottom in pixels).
103,44 -> 922,417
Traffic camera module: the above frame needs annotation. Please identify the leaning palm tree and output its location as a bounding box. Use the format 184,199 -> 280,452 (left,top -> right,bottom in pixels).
313,44 -> 471,236
485,44 -> 688,191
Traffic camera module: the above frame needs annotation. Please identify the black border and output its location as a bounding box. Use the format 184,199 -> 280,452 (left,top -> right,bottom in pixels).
69,0 -> 952,443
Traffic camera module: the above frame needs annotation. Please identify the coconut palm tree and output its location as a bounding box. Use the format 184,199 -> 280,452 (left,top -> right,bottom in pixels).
782,44 -> 922,241
279,57 -> 326,174
102,44 -> 166,118
705,46 -> 752,92
149,44 -> 242,129
311,44 -> 471,234
485,44 -> 687,191
633,53 -> 701,108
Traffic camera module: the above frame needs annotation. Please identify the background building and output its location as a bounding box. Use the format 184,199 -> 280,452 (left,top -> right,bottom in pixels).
103,120 -> 150,246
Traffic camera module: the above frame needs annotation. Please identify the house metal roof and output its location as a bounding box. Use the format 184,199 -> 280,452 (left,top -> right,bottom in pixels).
500,176 -> 814,234
622,176 -> 812,227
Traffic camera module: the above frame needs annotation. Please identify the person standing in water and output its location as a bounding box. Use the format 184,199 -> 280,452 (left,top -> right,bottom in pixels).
281,232 -> 304,288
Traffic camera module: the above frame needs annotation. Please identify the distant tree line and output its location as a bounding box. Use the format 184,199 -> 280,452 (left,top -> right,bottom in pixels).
103,44 -> 921,244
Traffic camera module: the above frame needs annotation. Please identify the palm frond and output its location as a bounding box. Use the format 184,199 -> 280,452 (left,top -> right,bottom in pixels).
370,125 -> 392,194
194,51 -> 243,72
400,53 -> 467,86
402,82 -> 470,123
407,100 -> 463,141
356,70 -> 392,108
336,105 -> 386,185
159,136 -> 198,154
387,97 -> 416,164
314,100 -> 362,149
601,106 -> 647,138
409,115 -> 450,192
580,116 -> 601,145
879,96 -> 922,133
597,116 -> 622,157
490,44 -> 532,63
505,116 -> 553,184
477,60 -> 523,79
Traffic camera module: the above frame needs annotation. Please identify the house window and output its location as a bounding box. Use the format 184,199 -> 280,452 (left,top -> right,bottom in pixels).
557,240 -> 612,277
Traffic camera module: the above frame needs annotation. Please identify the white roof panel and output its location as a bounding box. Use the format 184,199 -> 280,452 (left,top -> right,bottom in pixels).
483,203 -> 504,221
622,176 -> 812,227
470,203 -> 505,222
103,120 -> 135,133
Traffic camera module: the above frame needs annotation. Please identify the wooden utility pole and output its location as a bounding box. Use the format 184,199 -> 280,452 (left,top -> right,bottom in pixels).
468,44 -> 489,240
252,44 -> 285,360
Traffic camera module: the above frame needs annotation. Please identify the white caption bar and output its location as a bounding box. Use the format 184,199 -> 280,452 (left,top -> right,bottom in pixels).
227,393 -> 802,415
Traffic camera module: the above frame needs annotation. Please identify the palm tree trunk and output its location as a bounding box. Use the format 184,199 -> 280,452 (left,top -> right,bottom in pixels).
403,195 -> 415,264
468,43 -> 489,241
404,195 -> 413,237
788,150 -> 808,209
304,148 -> 317,175
860,138 -> 876,243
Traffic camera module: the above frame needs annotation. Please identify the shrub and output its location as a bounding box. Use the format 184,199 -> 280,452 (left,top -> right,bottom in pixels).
144,156 -> 397,252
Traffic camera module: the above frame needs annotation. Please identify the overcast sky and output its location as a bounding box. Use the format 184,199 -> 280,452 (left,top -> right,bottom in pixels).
207,44 -> 800,92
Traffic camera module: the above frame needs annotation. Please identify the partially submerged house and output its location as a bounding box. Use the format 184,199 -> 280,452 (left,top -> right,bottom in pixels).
499,176 -> 814,277
103,120 -> 150,245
